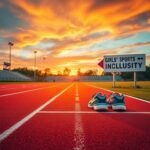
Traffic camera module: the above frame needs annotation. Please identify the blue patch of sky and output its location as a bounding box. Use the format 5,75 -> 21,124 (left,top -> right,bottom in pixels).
0,37 -> 12,44
36,42 -> 55,49
132,45 -> 150,54
23,41 -> 55,50
18,50 -> 33,59
0,7 -> 27,31
89,32 -> 150,51
0,38 -> 5,43
19,41 -> 55,58
120,45 -> 150,55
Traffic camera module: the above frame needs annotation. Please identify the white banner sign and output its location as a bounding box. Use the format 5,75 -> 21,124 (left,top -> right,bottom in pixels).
103,54 -> 146,72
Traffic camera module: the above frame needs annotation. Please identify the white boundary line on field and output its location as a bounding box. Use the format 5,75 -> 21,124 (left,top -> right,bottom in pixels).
0,85 -> 58,98
39,111 -> 150,114
0,84 -> 73,143
74,83 -> 85,150
86,84 -> 150,104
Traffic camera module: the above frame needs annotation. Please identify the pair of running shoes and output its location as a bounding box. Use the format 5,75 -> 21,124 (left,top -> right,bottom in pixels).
88,92 -> 126,111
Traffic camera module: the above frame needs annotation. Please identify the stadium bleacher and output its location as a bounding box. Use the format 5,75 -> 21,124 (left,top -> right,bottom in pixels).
0,70 -> 32,81
45,75 -> 123,82
0,71 -> 122,82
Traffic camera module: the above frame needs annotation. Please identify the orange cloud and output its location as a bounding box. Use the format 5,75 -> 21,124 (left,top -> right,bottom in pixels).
9,0 -> 150,47
0,0 -> 150,71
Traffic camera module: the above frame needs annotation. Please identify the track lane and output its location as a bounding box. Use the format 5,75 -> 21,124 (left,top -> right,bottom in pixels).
0,114 -> 75,150
0,83 -> 76,150
0,83 -> 57,95
82,113 -> 150,150
79,83 -> 150,112
42,84 -> 76,111
78,83 -> 150,150
0,82 -> 150,150
0,83 -> 70,133
0,83 -> 48,90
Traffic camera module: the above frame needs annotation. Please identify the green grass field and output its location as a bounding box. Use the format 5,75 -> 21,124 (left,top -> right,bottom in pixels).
89,81 -> 150,101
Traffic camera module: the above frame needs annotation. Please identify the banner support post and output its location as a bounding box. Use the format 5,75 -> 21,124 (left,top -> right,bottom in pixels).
134,72 -> 137,88
112,72 -> 116,88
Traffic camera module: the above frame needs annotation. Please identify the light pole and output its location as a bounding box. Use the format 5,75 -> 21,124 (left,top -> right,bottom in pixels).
8,42 -> 14,70
34,50 -> 37,81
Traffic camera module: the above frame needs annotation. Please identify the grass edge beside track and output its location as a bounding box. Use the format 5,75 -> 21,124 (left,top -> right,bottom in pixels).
86,81 -> 150,101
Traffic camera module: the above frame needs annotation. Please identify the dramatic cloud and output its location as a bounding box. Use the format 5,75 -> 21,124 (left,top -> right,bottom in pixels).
0,0 -> 150,74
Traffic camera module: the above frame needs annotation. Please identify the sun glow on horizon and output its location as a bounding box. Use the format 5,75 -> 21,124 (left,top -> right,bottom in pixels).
69,70 -> 77,76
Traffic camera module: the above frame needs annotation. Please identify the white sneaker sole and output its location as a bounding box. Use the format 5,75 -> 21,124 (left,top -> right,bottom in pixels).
93,105 -> 108,111
112,105 -> 126,111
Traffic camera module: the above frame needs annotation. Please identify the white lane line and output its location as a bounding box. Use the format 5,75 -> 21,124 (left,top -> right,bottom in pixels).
0,85 -> 58,98
39,111 -> 150,114
86,84 -> 150,104
76,96 -> 79,102
75,83 -> 79,102
76,83 -> 79,97
74,83 -> 85,150
0,84 -> 73,143
75,103 -> 81,111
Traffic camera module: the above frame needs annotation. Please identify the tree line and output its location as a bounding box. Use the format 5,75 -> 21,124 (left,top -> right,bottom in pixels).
12,65 -> 150,81
12,67 -> 98,77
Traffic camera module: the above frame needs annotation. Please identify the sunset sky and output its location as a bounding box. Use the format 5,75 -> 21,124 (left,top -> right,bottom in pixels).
0,0 -> 150,75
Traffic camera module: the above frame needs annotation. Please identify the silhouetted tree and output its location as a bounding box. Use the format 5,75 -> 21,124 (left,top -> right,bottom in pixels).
84,69 -> 96,76
12,67 -> 43,81
57,71 -> 62,76
63,67 -> 71,76
44,68 -> 51,75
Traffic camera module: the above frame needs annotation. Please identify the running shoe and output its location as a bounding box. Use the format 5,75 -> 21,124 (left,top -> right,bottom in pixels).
107,93 -> 126,111
88,92 -> 108,110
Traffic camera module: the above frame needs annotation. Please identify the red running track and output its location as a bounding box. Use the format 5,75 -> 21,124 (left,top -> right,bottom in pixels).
0,82 -> 150,150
